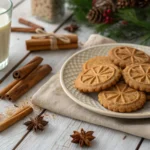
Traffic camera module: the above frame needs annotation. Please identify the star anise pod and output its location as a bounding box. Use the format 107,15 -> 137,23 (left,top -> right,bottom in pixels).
24,116 -> 48,132
70,128 -> 95,147
64,24 -> 79,33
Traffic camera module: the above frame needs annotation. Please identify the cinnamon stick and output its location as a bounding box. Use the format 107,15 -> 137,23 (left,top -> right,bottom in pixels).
6,65 -> 52,101
11,27 -> 36,33
0,106 -> 33,132
28,37 -> 78,47
0,80 -> 19,99
27,43 -> 78,51
13,56 -> 43,80
19,18 -> 44,30
28,35 -> 78,46
31,34 -> 78,42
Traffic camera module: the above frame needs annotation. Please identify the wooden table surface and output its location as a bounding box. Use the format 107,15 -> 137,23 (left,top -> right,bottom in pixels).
0,0 -> 150,150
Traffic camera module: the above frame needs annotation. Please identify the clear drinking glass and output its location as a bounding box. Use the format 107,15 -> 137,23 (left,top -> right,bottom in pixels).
0,0 -> 13,70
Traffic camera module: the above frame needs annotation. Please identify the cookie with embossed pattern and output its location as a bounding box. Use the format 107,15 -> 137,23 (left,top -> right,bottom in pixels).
108,46 -> 150,68
83,56 -> 113,71
98,82 -> 146,113
75,64 -> 121,92
123,63 -> 150,92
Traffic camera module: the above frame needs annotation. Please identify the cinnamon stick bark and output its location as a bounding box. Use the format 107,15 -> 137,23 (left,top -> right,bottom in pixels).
0,80 -> 19,99
11,27 -> 37,33
31,34 -> 78,42
19,18 -> 44,30
27,34 -> 78,51
6,65 -> 52,101
27,43 -> 78,51
0,106 -> 33,132
13,56 -> 43,80
28,36 -> 78,47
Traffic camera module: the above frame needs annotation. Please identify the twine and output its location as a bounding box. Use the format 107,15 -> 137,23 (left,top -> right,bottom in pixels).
34,28 -> 71,50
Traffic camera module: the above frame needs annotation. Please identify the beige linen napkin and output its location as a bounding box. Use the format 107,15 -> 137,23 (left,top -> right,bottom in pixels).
83,34 -> 116,48
32,35 -> 150,139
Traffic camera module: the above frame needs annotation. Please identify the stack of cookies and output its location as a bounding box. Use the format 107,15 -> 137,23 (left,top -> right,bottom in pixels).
75,46 -> 150,113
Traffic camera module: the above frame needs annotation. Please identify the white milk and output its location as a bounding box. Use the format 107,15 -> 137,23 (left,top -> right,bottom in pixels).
0,8 -> 11,64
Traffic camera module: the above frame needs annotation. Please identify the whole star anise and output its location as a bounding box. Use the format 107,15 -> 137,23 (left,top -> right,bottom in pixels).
70,128 -> 95,147
24,116 -> 48,132
64,24 -> 79,33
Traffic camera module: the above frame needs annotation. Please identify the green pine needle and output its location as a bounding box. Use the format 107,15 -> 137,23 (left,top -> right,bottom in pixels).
66,0 -> 150,45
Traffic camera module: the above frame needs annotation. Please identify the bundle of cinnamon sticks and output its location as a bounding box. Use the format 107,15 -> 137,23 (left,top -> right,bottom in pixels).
11,18 -> 78,51
26,34 -> 78,51
0,56 -> 52,101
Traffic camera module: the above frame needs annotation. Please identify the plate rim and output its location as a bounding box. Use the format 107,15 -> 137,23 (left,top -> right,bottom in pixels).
60,43 -> 150,119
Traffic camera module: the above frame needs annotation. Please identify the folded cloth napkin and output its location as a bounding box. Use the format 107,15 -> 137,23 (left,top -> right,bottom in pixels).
32,34 -> 150,139
83,34 -> 116,48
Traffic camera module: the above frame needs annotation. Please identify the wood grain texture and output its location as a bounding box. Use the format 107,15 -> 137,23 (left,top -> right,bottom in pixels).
138,139 -> 150,150
12,0 -> 26,8
0,0 -> 31,149
16,112 -> 140,150
0,0 -> 74,149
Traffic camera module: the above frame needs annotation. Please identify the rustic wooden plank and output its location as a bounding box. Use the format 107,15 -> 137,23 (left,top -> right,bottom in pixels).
51,121 -> 140,150
0,2 -> 33,149
138,139 -> 150,150
16,112 -> 140,150
15,22 -> 141,150
0,0 -> 73,149
12,0 -> 26,8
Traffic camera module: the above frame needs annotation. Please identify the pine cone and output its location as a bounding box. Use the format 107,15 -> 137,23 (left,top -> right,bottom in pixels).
117,0 -> 136,8
137,0 -> 150,8
87,7 -> 103,24
94,0 -> 116,11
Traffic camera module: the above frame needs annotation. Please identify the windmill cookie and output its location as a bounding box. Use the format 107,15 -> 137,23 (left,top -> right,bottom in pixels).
83,56 -> 112,71
75,64 -> 121,92
108,46 -> 150,68
98,82 -> 146,113
123,64 -> 150,92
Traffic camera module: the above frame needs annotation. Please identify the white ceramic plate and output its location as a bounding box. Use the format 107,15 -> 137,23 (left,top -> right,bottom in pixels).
60,43 -> 150,119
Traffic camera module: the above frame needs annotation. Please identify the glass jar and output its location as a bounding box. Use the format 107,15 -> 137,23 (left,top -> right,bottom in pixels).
31,0 -> 65,23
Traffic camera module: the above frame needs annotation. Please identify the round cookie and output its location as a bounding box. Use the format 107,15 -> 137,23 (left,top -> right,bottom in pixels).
123,64 -> 150,92
75,64 -> 121,92
98,82 -> 146,113
108,46 -> 150,68
83,56 -> 112,71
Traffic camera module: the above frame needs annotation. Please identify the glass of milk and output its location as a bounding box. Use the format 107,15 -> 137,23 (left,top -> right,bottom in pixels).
0,0 -> 13,70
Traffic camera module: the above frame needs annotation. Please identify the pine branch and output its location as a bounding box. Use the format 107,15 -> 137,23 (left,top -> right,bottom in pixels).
116,8 -> 150,30
66,0 -> 150,45
141,33 -> 150,45
66,0 -> 91,23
